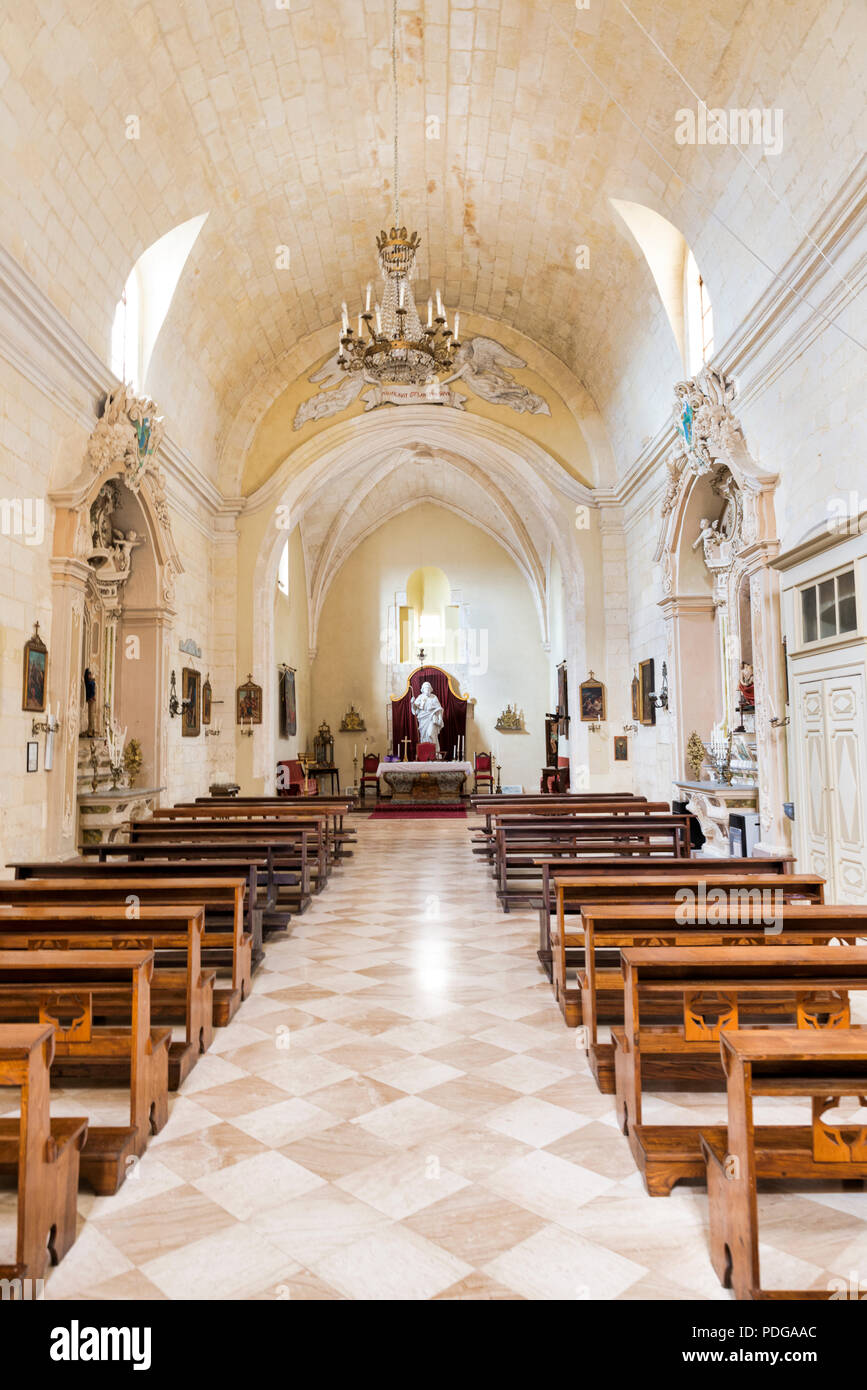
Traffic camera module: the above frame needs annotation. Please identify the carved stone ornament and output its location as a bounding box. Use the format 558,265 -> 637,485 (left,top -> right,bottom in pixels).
86,385 -> 166,494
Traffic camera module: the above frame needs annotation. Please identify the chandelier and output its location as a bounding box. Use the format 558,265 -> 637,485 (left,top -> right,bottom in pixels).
337,1 -> 460,385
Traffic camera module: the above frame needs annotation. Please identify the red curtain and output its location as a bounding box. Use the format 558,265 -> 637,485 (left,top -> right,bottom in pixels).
391,666 -> 468,759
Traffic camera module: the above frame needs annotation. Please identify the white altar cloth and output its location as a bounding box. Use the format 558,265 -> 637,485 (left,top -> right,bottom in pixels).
376,761 -> 473,778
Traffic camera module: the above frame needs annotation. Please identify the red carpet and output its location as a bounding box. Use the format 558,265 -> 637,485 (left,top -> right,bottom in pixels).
368,806 -> 467,819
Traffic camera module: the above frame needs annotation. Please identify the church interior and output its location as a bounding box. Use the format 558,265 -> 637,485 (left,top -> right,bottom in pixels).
1,0 -> 866,1329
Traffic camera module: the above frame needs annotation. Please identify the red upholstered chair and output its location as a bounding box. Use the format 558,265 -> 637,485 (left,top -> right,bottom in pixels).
360,752 -> 380,800
416,742 -> 436,762
286,759 -> 318,796
474,751 -> 493,793
557,756 -> 570,793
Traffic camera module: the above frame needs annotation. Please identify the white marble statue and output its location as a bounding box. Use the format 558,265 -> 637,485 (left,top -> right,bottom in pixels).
411,681 -> 444,753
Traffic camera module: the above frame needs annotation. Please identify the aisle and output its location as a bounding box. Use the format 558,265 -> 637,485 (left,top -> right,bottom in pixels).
39,819 -> 862,1300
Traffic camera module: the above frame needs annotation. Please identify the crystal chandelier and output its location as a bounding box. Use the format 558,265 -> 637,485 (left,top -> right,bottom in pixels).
337,1 -> 460,385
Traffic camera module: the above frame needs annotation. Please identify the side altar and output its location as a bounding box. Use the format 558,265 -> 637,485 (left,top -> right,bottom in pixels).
376,760 -> 473,802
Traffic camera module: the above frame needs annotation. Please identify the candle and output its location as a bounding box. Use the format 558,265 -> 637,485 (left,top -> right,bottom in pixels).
375,304 -> 382,334
341,301 -> 348,330
436,288 -> 443,317
365,282 -> 372,312
453,312 -> 460,342
427,298 -> 433,327
358,314 -> 363,336
354,743 -> 357,759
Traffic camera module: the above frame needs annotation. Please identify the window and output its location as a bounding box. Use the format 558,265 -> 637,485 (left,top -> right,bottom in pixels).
800,567 -> 858,644
111,271 -> 142,390
277,540 -> 289,596
109,213 -> 208,391
685,249 -> 714,375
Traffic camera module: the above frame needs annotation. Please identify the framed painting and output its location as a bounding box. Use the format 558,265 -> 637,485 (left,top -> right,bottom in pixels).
202,676 -> 212,726
631,672 -> 641,722
579,673 -> 606,722
26,740 -> 38,773
182,667 -> 201,737
278,667 -> 296,738
237,676 -> 262,725
544,715 -> 559,769
613,735 -> 629,762
639,658 -> 656,726
22,623 -> 47,712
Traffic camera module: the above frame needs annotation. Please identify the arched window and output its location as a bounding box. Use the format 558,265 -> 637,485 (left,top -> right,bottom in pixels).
109,213 -> 208,390
685,248 -> 714,375
277,539 -> 289,596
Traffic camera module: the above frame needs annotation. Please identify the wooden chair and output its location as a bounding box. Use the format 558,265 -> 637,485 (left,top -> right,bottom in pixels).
276,759 -> 318,796
360,753 -> 380,800
474,751 -> 494,793
416,742 -> 436,762
703,1029 -> 867,1299
0,1024 -> 87,1286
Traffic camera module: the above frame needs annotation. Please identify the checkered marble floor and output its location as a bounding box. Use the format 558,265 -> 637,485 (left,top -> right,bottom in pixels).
5,817 -> 866,1300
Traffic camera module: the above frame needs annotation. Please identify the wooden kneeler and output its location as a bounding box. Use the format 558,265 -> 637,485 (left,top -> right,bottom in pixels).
0,1024 -> 87,1286
701,1030 -> 867,1300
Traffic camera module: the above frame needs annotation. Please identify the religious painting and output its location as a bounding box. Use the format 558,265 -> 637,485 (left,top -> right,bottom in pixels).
639,658 -> 656,727
544,715 -> 559,769
579,673 -> 606,722
613,735 -> 629,762
631,672 -> 641,723
182,667 -> 201,737
26,740 -> 38,773
279,667 -> 297,738
557,663 -> 569,734
22,623 -> 47,712
202,676 -> 212,726
237,675 -> 262,725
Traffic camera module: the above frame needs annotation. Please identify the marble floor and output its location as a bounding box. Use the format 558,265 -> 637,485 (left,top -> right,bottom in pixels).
3,816 -> 866,1300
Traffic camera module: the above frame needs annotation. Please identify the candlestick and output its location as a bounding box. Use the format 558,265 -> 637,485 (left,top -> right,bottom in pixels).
436,288 -> 443,318
427,298 -> 433,327
453,312 -> 460,342
365,282 -> 372,312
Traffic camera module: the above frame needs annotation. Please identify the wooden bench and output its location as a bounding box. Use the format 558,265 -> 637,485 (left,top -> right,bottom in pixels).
550,870 -> 825,1015
494,816 -> 691,909
147,807 -> 342,867
613,944 -> 867,1194
128,819 -> 327,892
702,1029 -> 867,1299
0,949 -> 169,1194
0,1024 -> 87,1287
0,878 -> 248,1027
12,856 -> 271,959
570,902 -> 867,1089
183,799 -> 357,857
538,856 -> 800,977
470,798 -> 662,855
0,904 -> 212,1088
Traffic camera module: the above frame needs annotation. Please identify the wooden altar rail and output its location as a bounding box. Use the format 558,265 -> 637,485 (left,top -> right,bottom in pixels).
613,944 -> 867,1197
0,902 -> 211,1089
537,856 -> 804,978
493,815 -> 691,909
705,1030 -> 867,1299
565,901 -> 867,1088
0,1024 -> 87,1285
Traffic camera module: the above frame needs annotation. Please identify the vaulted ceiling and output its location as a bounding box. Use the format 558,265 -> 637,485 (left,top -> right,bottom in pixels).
2,0 -> 860,488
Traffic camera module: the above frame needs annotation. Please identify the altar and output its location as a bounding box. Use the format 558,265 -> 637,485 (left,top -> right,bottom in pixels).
376,760 -> 473,802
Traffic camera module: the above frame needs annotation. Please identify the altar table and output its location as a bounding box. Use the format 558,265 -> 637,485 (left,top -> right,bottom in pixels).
376,761 -> 473,800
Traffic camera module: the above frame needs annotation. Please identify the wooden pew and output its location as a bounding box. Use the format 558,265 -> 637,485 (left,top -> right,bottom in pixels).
127,818 -> 327,892
0,904 -> 212,1088
0,1024 -> 87,1286
494,815 -> 691,909
703,1030 -> 867,1299
550,870 -> 824,1013
613,944 -> 867,1194
12,856 -> 270,957
0,878 -> 249,1027
570,902 -> 867,1088
182,799 -> 357,856
538,855 -> 799,976
470,797 -> 659,853
0,950 -> 169,1193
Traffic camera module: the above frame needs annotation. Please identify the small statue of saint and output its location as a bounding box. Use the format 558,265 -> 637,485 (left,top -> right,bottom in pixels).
83,666 -> 97,737
411,681 -> 444,753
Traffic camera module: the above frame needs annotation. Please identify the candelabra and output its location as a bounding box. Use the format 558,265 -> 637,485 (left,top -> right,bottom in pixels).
622,723 -> 638,734
31,709 -> 61,736
705,726 -> 734,785
352,753 -> 358,789
495,761 -> 502,794
240,718 -> 254,738
205,726 -> 221,737
168,670 -> 191,718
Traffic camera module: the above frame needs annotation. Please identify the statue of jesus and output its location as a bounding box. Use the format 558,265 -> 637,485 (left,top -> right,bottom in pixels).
411,681 -> 444,754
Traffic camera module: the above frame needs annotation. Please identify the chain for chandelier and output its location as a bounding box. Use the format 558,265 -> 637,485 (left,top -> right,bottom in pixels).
336,0 -> 461,384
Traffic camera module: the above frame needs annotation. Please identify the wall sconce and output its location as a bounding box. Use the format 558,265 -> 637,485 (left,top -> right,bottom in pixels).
168,670 -> 191,718
622,722 -> 638,734
205,722 -> 222,738
770,714 -> 790,728
240,718 -> 255,738
648,661 -> 669,712
588,722 -> 603,734
31,707 -> 61,736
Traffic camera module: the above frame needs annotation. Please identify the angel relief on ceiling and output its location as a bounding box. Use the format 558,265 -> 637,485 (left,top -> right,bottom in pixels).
292,336 -> 552,431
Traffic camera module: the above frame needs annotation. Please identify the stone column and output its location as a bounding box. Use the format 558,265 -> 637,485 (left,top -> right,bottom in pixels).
47,557 -> 90,856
